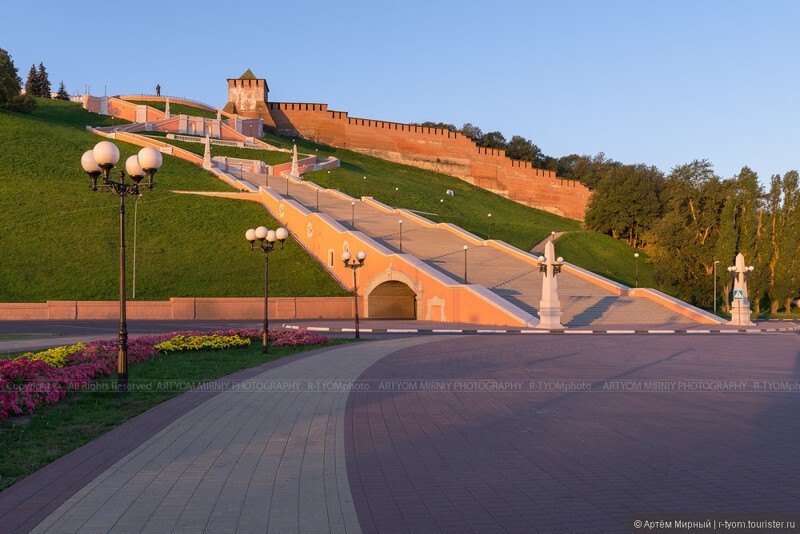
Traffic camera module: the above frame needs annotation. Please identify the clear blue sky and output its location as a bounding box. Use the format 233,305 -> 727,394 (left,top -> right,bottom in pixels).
5,0 -> 800,183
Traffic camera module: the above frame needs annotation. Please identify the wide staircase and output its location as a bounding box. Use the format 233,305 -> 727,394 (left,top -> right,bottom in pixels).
264,176 -> 698,327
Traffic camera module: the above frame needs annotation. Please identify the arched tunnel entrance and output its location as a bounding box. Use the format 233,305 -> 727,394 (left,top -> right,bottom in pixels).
367,281 -> 417,319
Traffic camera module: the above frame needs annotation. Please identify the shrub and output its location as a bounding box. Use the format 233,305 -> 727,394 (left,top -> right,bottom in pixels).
2,93 -> 37,114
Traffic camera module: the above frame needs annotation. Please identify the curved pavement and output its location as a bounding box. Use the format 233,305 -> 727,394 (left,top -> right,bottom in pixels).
3,332 -> 798,532
345,333 -> 800,532
24,337 -> 437,533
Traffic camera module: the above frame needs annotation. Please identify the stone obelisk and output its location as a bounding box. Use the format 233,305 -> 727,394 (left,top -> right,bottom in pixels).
728,252 -> 755,326
536,239 -> 565,330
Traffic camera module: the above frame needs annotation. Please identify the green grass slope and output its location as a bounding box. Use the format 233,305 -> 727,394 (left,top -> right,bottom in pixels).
0,100 -> 347,301
259,131 -> 656,289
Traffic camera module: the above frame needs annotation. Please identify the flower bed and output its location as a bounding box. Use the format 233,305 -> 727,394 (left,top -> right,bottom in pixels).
0,329 -> 327,421
155,334 -> 251,354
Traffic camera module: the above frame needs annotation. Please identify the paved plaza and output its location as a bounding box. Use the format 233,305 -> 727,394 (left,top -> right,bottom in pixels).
1,331 -> 798,532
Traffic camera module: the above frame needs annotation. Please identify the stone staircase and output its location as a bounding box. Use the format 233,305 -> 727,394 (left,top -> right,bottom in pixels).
265,176 -> 703,326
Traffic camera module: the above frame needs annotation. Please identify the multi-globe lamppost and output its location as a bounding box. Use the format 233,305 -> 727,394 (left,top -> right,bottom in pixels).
80,141 -> 163,392
342,250 -> 367,339
246,226 -> 289,353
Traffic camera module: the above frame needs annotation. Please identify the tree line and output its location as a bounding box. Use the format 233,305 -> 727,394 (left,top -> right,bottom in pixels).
414,117 -> 798,315
0,48 -> 69,114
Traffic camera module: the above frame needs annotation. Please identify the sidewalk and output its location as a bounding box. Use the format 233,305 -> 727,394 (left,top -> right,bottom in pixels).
7,336 -> 441,533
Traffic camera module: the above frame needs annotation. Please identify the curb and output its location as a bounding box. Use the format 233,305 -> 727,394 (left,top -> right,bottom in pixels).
282,323 -> 800,335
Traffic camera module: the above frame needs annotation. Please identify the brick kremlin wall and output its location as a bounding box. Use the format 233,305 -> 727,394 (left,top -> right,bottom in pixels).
265,102 -> 590,220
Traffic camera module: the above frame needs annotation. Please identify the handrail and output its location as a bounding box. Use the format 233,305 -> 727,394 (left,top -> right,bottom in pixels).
117,94 -> 217,111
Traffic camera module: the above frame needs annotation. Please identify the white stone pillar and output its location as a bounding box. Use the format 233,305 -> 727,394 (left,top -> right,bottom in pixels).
535,239 -> 565,330
164,97 -> 170,118
203,135 -> 212,170
291,143 -> 299,177
728,252 -> 755,326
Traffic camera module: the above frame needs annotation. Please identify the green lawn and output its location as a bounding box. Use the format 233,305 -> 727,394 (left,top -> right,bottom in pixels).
0,100 -> 347,301
259,131 -> 660,289
127,99 -> 218,119
0,339 -> 352,491
557,232 -> 656,289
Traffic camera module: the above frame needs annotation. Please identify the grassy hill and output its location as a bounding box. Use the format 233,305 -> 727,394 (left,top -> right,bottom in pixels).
256,131 -> 656,289
0,100 -> 347,302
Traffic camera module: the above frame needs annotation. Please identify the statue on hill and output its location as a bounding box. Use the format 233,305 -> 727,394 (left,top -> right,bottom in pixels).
156,84 -> 161,96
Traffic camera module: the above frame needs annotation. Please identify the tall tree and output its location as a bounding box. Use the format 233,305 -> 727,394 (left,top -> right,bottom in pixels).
713,167 -> 763,313
0,48 -> 21,105
459,123 -> 482,140
769,171 -> 800,313
585,164 -> 663,248
476,131 -> 506,149
55,81 -> 69,100
24,64 -> 38,96
505,135 -> 542,164
37,63 -> 51,97
650,160 -> 729,306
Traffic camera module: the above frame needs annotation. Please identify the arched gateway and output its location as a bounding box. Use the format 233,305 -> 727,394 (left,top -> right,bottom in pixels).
364,272 -> 418,319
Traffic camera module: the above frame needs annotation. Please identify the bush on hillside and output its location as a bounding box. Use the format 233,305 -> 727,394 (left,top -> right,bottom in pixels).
2,93 -> 37,114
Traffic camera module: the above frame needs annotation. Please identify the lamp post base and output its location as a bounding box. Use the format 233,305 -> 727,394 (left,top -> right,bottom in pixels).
535,306 -> 565,330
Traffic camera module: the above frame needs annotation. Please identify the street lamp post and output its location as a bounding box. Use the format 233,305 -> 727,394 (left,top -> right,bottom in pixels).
713,259 -> 720,314
132,194 -> 143,299
399,219 -> 403,252
342,250 -> 367,339
80,141 -> 163,392
634,253 -> 639,288
351,201 -> 355,228
487,213 -> 492,239
316,189 -> 320,212
463,245 -> 468,283
246,225 -> 289,353
439,199 -> 444,223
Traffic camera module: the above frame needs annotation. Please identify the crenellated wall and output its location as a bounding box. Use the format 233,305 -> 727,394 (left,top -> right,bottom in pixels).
263,102 -> 591,219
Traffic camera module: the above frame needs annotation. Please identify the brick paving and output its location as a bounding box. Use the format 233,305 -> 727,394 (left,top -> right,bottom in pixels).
14,337 -> 433,533
345,333 -> 800,532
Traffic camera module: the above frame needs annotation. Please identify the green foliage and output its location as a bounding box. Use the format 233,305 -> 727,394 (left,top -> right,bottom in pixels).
557,232 -> 656,288
24,63 -> 50,98
413,121 -> 456,131
24,65 -> 38,97
37,63 -> 50,97
0,100 -> 347,301
2,93 -> 37,114
476,130 -> 507,149
55,81 -> 69,101
0,48 -> 21,105
649,160 -> 728,307
505,135 -> 542,164
585,164 -> 663,248
557,153 -> 621,189
767,171 -> 800,313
